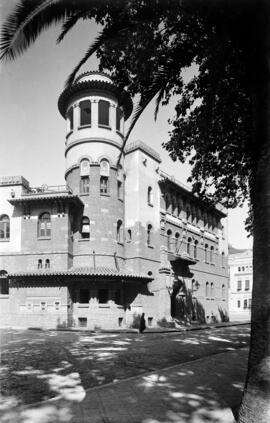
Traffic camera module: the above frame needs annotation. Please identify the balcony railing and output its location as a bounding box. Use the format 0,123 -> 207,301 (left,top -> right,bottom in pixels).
23,185 -> 72,196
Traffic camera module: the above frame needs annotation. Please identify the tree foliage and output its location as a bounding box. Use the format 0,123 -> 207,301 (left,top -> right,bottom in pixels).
0,0 -> 258,212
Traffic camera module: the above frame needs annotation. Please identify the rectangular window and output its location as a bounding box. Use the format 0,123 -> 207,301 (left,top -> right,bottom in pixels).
0,279 -> 9,295
100,176 -> 109,194
245,280 -> 250,290
237,280 -> 242,291
237,300 -> 241,308
99,289 -> 109,304
116,107 -> 122,131
117,181 -> 123,199
244,299 -> 248,309
80,176 -> 90,194
55,301 -> 61,311
40,301 -> 47,311
80,100 -> 91,126
148,317 -> 153,327
248,298 -> 252,309
79,289 -> 89,304
98,100 -> 110,126
118,317 -> 123,327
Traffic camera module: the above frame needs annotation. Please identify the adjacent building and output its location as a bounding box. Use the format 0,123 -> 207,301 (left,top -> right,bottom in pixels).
0,72 -> 229,330
228,248 -> 252,321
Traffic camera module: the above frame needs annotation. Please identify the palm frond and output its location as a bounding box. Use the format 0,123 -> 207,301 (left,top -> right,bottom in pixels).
57,13 -> 82,44
65,23 -> 132,87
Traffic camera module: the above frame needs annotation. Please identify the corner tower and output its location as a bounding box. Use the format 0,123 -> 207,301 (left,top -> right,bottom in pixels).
58,71 -> 133,268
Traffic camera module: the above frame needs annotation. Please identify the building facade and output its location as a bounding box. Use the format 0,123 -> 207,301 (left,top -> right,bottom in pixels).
228,249 -> 252,321
0,72 -> 229,330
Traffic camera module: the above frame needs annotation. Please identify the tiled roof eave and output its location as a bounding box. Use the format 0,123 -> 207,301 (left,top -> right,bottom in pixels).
8,270 -> 152,281
8,194 -> 83,205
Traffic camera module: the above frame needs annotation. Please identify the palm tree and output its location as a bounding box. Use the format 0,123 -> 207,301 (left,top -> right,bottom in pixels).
1,1 -> 270,422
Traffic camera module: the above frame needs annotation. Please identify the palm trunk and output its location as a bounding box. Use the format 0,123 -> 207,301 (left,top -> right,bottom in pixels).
238,1 -> 270,421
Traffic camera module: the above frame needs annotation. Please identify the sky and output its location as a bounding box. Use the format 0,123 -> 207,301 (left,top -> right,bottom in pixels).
0,0 -> 252,250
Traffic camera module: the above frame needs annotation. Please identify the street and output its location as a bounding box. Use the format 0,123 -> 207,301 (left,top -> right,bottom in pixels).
0,324 -> 250,422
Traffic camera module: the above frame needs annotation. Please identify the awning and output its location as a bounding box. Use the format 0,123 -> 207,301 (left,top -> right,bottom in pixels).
8,266 -> 153,282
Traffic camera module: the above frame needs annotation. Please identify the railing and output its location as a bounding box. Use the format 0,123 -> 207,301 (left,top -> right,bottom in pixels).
159,170 -> 192,193
23,185 -> 72,195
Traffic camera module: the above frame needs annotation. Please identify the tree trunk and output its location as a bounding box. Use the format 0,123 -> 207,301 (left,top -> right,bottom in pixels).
238,1 -> 270,421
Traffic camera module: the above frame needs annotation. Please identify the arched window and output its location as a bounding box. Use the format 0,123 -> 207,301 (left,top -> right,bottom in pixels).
100,159 -> 110,194
210,246 -> 214,263
147,224 -> 152,246
222,284 -> 226,299
45,259 -> 50,269
186,207 -> 191,222
0,215 -> 10,240
167,229 -> 172,251
210,282 -> 214,298
205,244 -> 209,262
127,229 -> 132,242
171,196 -> 176,215
79,100 -> 91,126
38,259 -> 42,269
80,159 -> 90,194
116,107 -> 123,131
175,232 -> 180,253
117,220 -> 123,243
165,195 -> 170,212
81,216 -> 90,239
38,213 -> 51,238
148,187 -> 153,205
98,100 -> 110,126
206,282 -> 210,297
194,240 -> 198,259
67,107 -> 73,131
187,237 -> 192,255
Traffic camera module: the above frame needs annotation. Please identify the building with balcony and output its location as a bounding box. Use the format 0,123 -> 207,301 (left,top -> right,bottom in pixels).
228,248 -> 252,321
0,71 -> 229,330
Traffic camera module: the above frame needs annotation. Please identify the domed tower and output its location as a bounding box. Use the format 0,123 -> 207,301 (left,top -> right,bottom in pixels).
58,71 -> 133,269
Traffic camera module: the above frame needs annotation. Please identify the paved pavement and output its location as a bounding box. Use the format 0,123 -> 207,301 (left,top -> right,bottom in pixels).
1,346 -> 248,423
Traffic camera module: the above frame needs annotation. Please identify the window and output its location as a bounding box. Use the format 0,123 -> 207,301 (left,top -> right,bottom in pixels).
210,282 -> 214,298
79,289 -> 89,304
0,271 -> 9,295
118,317 -> 123,327
99,289 -> 109,304
38,259 -> 42,269
244,299 -> 248,309
81,216 -> 90,239
222,252 -> 225,267
100,176 -> 109,194
127,229 -> 132,242
80,176 -> 90,194
79,100 -> 91,126
175,232 -> 180,253
206,282 -> 210,297
165,195 -> 170,212
242,266 -> 245,271
148,317 -> 153,326
205,244 -> 209,262
245,280 -> 250,290
55,301 -> 60,311
98,100 -> 110,126
0,215 -> 10,240
248,298 -> 252,309
194,240 -> 198,259
238,266 -> 241,272
210,246 -> 214,263
67,107 -> 73,131
45,259 -> 50,269
80,159 -> 90,176
237,280 -> 242,291
186,207 -> 191,222
147,187 -> 153,205
116,107 -> 122,131
187,237 -> 192,255
222,284 -> 226,299
147,224 -> 152,246
237,300 -> 241,308
40,301 -> 47,311
38,213 -> 51,238
167,229 -> 172,252
118,181 -> 123,199
117,220 -> 123,243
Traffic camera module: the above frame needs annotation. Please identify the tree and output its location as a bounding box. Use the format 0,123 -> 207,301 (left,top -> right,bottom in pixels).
1,0 -> 270,421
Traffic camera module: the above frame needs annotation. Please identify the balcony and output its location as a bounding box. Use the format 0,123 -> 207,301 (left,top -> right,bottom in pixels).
22,185 -> 72,196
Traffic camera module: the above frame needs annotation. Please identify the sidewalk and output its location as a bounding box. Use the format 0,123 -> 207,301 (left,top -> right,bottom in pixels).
2,347 -> 248,423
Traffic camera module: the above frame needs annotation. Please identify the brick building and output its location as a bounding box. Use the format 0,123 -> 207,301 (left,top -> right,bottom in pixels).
0,72 -> 229,330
